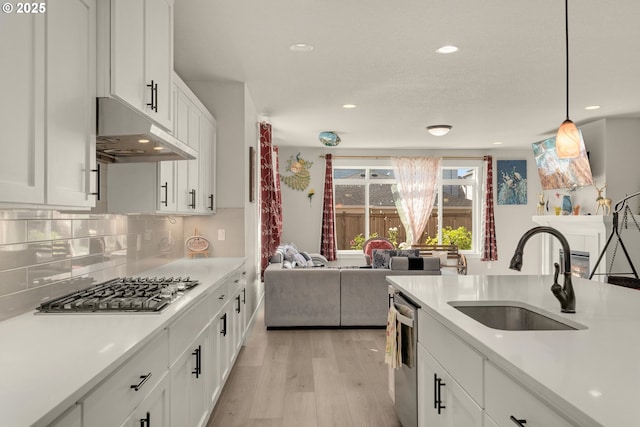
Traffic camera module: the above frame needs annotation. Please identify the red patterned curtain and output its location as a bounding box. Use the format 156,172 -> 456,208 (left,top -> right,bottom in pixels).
260,122 -> 283,276
321,154 -> 337,261
481,155 -> 498,261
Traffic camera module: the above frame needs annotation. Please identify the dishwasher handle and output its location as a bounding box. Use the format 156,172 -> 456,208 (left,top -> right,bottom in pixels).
393,301 -> 415,328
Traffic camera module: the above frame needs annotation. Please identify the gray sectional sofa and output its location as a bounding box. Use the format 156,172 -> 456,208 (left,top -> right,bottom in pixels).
264,256 -> 441,328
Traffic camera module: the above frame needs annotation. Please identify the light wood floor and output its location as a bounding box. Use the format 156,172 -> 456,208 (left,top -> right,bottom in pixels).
206,305 -> 401,427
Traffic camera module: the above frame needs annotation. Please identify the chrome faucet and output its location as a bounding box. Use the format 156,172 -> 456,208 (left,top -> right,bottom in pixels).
509,226 -> 576,313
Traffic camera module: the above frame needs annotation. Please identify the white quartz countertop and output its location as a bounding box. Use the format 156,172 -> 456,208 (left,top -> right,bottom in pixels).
0,257 -> 245,427
387,274 -> 640,427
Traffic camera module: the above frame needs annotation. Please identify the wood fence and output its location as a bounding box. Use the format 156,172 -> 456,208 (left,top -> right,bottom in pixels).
335,210 -> 472,250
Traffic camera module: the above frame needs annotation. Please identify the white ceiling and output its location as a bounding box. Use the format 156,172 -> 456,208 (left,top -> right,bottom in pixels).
173,0 -> 640,151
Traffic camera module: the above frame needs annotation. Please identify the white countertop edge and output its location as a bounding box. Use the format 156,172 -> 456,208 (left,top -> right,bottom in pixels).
1,257 -> 246,427
417,302 -> 598,427
387,275 -> 607,427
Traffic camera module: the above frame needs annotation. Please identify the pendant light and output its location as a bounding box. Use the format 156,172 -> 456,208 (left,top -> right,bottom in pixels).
556,0 -> 580,158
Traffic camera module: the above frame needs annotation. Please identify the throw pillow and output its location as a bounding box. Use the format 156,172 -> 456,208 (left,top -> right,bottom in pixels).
283,244 -> 300,263
372,249 -> 420,269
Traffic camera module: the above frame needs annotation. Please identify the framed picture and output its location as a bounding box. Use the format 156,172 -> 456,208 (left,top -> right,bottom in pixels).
249,146 -> 256,203
497,160 -> 527,205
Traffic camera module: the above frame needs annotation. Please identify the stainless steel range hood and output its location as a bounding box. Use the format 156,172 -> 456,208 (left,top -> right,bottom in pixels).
96,97 -> 197,163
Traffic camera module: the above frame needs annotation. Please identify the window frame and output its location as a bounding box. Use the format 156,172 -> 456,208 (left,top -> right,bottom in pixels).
332,158 -> 485,255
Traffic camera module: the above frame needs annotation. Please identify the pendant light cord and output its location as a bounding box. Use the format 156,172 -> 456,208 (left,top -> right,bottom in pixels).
564,0 -> 570,121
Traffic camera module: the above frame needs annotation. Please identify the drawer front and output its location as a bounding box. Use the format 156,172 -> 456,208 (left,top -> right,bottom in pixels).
209,281 -> 229,317
83,330 -> 169,427
485,362 -> 575,427
169,296 -> 211,364
418,310 -> 484,405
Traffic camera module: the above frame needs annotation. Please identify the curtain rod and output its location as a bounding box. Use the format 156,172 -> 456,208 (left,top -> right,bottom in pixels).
318,155 -> 485,160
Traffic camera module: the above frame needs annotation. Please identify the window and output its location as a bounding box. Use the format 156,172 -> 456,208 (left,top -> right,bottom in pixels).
333,159 -> 484,254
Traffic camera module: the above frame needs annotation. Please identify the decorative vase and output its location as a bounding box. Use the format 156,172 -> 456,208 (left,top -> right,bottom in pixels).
562,195 -> 572,215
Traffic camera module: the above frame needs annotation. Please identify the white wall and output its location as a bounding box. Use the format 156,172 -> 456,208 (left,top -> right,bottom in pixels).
181,80 -> 263,314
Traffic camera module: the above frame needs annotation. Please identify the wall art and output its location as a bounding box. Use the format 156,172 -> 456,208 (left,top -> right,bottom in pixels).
281,152 -> 313,190
497,159 -> 528,205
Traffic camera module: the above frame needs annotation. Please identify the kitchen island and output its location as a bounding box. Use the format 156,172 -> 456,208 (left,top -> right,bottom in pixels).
387,274 -> 640,427
0,257 -> 247,427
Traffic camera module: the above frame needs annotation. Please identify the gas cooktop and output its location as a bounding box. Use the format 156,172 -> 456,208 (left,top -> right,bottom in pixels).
36,276 -> 200,314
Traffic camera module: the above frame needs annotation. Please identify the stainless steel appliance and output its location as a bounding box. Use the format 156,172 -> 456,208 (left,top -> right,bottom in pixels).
391,289 -> 420,427
97,97 -> 197,163
35,276 -> 199,314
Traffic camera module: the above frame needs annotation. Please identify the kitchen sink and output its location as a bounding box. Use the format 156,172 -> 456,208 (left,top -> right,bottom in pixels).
448,301 -> 587,331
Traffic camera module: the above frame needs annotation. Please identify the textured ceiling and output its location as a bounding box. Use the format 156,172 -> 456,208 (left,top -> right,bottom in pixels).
174,0 -> 640,150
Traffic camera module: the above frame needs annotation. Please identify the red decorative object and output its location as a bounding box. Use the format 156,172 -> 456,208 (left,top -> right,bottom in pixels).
481,155 -> 498,261
259,122 -> 283,276
320,154 -> 337,261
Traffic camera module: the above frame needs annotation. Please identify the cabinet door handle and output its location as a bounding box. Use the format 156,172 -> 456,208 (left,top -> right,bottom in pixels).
221,313 -> 227,336
510,416 -> 527,426
90,164 -> 101,200
139,411 -> 150,427
189,189 -> 196,209
153,82 -> 158,112
130,372 -> 152,391
192,345 -> 202,378
433,374 -> 438,409
160,182 -> 168,207
208,194 -> 214,210
146,80 -> 156,112
236,295 -> 241,313
242,288 -> 246,304
435,375 -> 446,414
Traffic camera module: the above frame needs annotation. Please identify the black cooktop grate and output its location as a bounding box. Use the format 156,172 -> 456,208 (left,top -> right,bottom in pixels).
36,276 -> 199,314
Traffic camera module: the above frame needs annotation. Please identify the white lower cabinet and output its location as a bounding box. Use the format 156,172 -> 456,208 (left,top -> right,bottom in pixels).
485,362 -> 575,427
65,265 -> 248,427
417,343 -> 482,427
170,328 -> 209,427
83,330 -> 169,427
417,309 -> 579,427
120,372 -> 170,427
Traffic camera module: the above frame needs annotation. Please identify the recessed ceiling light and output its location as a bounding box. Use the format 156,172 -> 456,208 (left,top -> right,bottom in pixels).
426,125 -> 452,136
436,45 -> 459,54
492,141 -> 504,145
289,43 -> 314,52
138,139 -> 150,143
153,146 -> 164,151
585,105 -> 601,110
342,104 -> 357,109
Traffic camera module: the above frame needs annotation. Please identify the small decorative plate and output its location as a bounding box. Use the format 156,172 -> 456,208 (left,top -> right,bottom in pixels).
185,235 -> 210,253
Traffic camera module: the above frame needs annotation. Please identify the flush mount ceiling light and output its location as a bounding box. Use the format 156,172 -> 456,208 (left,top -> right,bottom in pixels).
426,125 -> 452,136
342,104 -> 357,109
585,105 -> 601,110
319,131 -> 340,146
436,45 -> 459,54
289,43 -> 314,52
555,0 -> 580,159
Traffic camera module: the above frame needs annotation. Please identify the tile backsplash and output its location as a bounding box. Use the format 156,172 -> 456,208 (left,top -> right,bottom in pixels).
0,210 -> 183,321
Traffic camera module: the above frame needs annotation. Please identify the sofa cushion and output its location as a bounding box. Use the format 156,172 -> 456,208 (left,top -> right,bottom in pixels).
371,249 -> 420,269
389,256 -> 441,271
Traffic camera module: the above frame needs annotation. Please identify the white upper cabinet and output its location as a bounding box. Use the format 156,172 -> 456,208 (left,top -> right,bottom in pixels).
0,13 -> 45,205
98,0 -> 174,130
200,116 -> 217,213
173,74 -> 216,214
47,0 -> 97,208
0,0 -> 96,209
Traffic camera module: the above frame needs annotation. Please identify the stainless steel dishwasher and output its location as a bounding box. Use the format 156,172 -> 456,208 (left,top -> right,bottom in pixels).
390,289 -> 420,427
